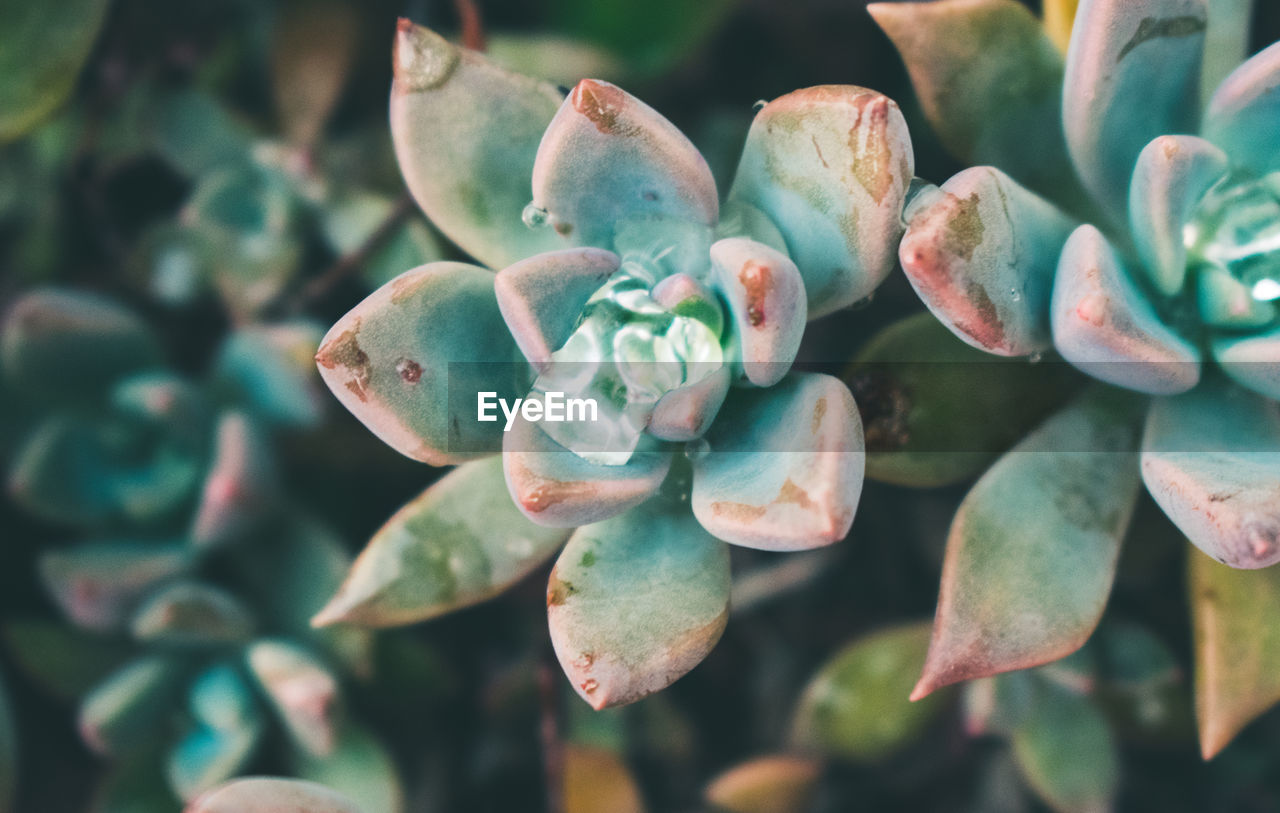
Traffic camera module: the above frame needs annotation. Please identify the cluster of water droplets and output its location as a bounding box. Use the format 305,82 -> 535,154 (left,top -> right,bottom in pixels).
1184,172 -> 1280,308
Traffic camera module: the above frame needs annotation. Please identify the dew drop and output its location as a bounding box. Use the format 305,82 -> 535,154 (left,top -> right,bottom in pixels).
522,202 -> 549,229
1028,351 -> 1044,364
684,438 -> 711,461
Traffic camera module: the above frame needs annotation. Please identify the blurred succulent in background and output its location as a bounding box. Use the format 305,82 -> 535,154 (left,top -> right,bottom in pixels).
311,19 -> 916,708
870,0 -> 1280,759
0,290 -> 402,809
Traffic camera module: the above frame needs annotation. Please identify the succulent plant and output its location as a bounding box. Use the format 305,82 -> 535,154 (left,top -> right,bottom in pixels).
0,290 -> 401,808
871,0 -> 1280,758
311,20 -> 916,708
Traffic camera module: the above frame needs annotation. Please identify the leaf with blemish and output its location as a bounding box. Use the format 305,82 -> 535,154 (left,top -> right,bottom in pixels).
691,373 -> 863,550
869,0 -> 1085,211
313,458 -> 571,628
1190,545 -> 1280,758
913,388 -> 1144,699
792,622 -> 950,761
729,85 -> 913,317
548,500 -> 730,709
390,20 -> 565,269
846,313 -> 1081,488
315,262 -> 522,466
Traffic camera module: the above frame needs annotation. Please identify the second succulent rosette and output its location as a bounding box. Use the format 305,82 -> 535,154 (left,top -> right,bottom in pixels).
313,21 -> 915,707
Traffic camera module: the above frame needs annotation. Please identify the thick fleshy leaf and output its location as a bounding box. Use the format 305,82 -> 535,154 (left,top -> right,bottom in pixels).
564,746 -> 646,813
1201,0 -> 1254,105
312,457 -> 571,628
190,413 -> 277,550
79,656 -> 187,756
729,85 -> 913,317
168,724 -> 264,803
648,366 -> 731,442
1129,135 -> 1230,297
1011,683 -> 1119,813
547,499 -> 730,709
212,323 -> 327,428
246,640 -> 341,758
1062,0 -> 1207,220
189,663 -> 261,733
315,262 -> 523,465
0,0 -> 109,142
1094,621 -> 1193,744
708,237 -> 806,386
691,373 -> 863,550
1197,267 -> 1275,329
792,622 -> 950,761
912,388 -> 1143,699
293,724 -> 404,813
39,542 -> 189,632
131,582 -> 256,647
703,755 -> 820,813
1212,325 -> 1280,400
846,312 -> 1081,487
1,619 -> 133,701
1203,41 -> 1280,176
485,34 -> 624,88
531,79 -> 718,248
0,289 -> 162,403
1189,546 -> 1280,758
869,0 -> 1083,207
1142,383 -> 1280,569
503,415 -> 672,527
1051,224 -> 1201,394
270,1 -> 356,147
186,778 -> 364,813
899,167 -> 1076,356
389,20 -> 564,268
494,247 -> 620,370
0,671 -> 15,813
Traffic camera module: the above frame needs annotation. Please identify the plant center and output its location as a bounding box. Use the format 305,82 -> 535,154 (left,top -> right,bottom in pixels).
1184,172 -> 1280,304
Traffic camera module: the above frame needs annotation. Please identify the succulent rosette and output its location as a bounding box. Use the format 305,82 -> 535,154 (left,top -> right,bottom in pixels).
313,20 -> 916,707
872,0 -> 1280,756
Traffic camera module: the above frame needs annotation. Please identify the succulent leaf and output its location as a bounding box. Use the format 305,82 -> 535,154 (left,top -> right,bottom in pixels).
1211,325 -> 1280,400
1,619 -> 133,701
791,622 -> 950,761
186,777 -> 365,813
708,237 -> 807,386
1200,0 -> 1255,105
503,416 -> 673,527
79,656 -> 187,756
312,457 -> 571,628
691,373 -> 863,550
390,20 -> 565,269
1010,682 -> 1119,813
869,0 -> 1084,208
168,724 -> 264,803
1189,546 -> 1280,758
729,85 -> 913,317
190,413 -> 278,550
1062,0 -> 1207,221
648,366 -> 731,442
1129,135 -> 1231,297
131,582 -> 256,647
531,79 -> 719,248
39,541 -> 189,632
212,323 -> 327,428
315,262 -> 522,465
564,746 -> 646,813
293,724 -> 405,813
0,289 -> 162,403
702,755 -> 820,813
547,500 -> 730,709
847,312 -> 1082,488
1142,382 -> 1280,568
0,0 -> 109,143
899,166 -> 1077,356
913,388 -> 1143,698
1051,224 -> 1201,394
494,247 -> 621,370
1203,41 -> 1280,177
246,640 -> 342,758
